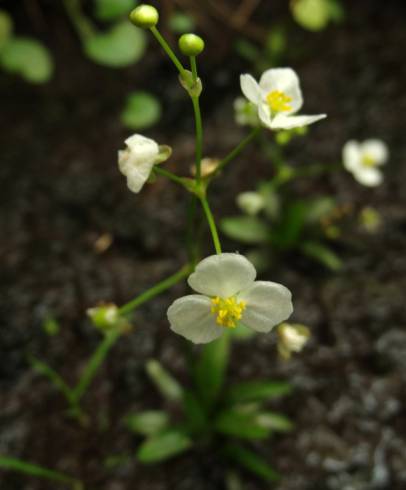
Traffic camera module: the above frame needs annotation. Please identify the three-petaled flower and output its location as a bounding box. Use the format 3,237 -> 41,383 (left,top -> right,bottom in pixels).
167,253 -> 293,344
118,134 -> 171,193
240,67 -> 326,130
343,139 -> 388,187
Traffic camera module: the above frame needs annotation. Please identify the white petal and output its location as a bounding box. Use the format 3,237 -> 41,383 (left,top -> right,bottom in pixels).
167,295 -> 222,344
259,68 -> 303,114
352,168 -> 383,187
125,134 -> 159,162
270,113 -> 326,130
258,102 -> 272,128
188,253 -> 256,298
125,162 -> 154,193
343,140 -> 362,172
361,139 -> 389,166
240,74 -> 261,105
238,281 -> 293,333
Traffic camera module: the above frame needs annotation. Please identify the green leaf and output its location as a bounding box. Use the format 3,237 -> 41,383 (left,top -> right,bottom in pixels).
220,216 -> 269,244
194,334 -> 230,410
0,457 -> 80,486
291,0 -> 331,31
224,444 -> 280,482
272,201 -> 307,248
146,359 -> 184,402
84,21 -> 146,67
0,37 -> 53,83
214,409 -> 271,440
182,391 -> 207,433
137,431 -> 192,463
121,91 -> 161,130
94,0 -> 138,21
225,381 -> 292,404
0,10 -> 13,52
301,241 -> 342,271
168,12 -> 195,33
256,412 -> 294,432
125,411 -> 169,436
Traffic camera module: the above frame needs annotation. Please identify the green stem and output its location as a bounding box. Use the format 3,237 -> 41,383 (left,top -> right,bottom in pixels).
188,56 -> 203,184
211,126 -> 262,178
63,0 -> 95,41
190,56 -> 198,81
29,356 -> 75,405
118,264 -> 192,316
150,26 -> 186,77
72,330 -> 120,403
192,96 -> 204,183
200,196 -> 222,254
0,457 -> 81,488
154,166 -> 188,187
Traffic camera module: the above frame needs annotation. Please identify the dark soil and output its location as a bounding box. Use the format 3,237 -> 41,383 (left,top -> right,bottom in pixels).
1,1 -> 406,489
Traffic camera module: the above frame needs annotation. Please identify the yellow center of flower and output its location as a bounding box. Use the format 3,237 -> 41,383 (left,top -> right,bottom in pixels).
266,90 -> 292,113
361,153 -> 376,167
210,296 -> 246,328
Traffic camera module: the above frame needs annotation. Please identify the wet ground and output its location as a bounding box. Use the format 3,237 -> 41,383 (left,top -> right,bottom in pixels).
1,1 -> 406,489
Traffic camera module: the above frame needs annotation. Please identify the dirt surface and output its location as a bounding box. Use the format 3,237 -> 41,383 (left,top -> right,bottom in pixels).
1,1 -> 406,489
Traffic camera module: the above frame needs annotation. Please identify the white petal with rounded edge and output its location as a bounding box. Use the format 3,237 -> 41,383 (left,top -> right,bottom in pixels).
238,281 -> 293,333
343,140 -> 362,172
259,68 -> 303,114
258,102 -> 272,128
167,294 -> 223,344
270,113 -> 326,130
125,134 -> 159,161
240,74 -> 261,104
188,253 -> 256,298
353,168 -> 383,187
125,161 -> 154,193
361,139 -> 388,166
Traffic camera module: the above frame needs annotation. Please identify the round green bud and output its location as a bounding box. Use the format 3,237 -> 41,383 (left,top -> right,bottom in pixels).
178,33 -> 205,56
129,4 -> 159,28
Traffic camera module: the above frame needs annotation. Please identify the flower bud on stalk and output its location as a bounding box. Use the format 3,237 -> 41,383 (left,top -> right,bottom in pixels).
178,33 -> 205,56
129,4 -> 159,28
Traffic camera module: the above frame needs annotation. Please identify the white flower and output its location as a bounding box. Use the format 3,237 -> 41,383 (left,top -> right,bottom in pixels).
343,139 -> 388,187
277,323 -> 310,359
118,134 -> 159,193
240,67 -> 326,130
167,253 -> 293,344
237,191 -> 265,216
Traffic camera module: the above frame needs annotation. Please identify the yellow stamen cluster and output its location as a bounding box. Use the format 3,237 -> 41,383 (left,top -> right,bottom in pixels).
210,296 -> 246,328
361,153 -> 376,167
266,90 -> 292,113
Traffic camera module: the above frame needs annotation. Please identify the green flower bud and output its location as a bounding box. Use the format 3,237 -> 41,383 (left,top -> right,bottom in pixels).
178,33 -> 205,56
87,303 -> 119,330
129,4 -> 159,28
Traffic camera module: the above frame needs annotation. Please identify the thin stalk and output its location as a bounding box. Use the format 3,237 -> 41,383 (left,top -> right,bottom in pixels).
72,330 -> 120,403
200,197 -> 222,254
118,264 -> 192,316
0,457 -> 81,488
212,126 -> 262,178
63,0 -> 94,41
154,166 -> 188,187
189,56 -> 203,184
29,356 -> 75,405
150,26 -> 186,77
191,96 -> 204,183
